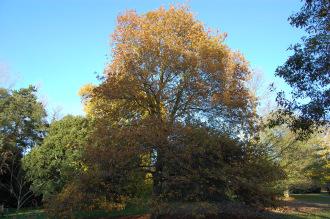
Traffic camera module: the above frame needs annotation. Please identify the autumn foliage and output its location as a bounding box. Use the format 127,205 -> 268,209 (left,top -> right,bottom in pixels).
91,6 -> 255,128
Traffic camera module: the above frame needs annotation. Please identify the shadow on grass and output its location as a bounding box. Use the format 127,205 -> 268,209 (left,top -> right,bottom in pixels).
1,206 -> 147,219
2,194 -> 330,219
1,208 -> 45,219
2,209 -> 329,219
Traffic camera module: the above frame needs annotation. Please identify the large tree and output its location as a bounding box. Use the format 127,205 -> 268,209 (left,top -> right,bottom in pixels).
66,6 -> 286,216
275,0 -> 330,136
93,4 -> 255,192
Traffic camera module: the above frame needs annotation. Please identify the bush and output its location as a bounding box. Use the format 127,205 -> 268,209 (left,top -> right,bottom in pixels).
291,185 -> 321,194
149,126 -> 284,216
45,174 -> 128,218
46,143 -> 151,218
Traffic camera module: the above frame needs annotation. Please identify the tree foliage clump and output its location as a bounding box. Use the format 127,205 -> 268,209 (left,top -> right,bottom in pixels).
274,0 -> 330,136
94,6 -> 257,133
0,86 -> 47,154
46,125 -> 150,217
23,115 -> 91,199
148,125 -> 284,209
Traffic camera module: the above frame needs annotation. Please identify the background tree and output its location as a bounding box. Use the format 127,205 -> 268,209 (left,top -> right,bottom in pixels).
0,85 -> 47,208
0,155 -> 34,210
23,115 -> 90,199
274,0 -> 330,136
260,120 -> 329,195
0,86 -> 47,154
305,129 -> 330,190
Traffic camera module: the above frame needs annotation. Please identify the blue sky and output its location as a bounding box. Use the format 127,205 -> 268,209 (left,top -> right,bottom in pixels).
0,0 -> 304,116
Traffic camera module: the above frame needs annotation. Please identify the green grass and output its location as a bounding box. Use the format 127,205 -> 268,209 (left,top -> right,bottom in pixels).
279,193 -> 330,219
2,208 -> 46,219
74,206 -> 147,218
279,210 -> 330,219
291,193 -> 330,204
2,194 -> 329,219
2,205 -> 147,219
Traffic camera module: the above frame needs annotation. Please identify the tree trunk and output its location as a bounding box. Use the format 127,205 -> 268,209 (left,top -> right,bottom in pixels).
284,186 -> 290,198
153,149 -> 164,197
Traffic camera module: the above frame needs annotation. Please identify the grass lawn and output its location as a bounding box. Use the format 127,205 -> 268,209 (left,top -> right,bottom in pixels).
291,193 -> 330,204
2,194 -> 329,218
275,193 -> 330,219
2,206 -> 147,219
2,208 -> 46,219
280,210 -> 330,219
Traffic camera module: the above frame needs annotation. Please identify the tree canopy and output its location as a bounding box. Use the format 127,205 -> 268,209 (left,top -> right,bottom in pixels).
275,0 -> 330,136
87,6 -> 257,134
0,86 -> 47,154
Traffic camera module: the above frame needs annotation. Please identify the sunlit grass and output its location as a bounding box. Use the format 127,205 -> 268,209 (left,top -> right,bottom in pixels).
291,193 -> 330,204
280,210 -> 330,219
3,208 -> 45,219
280,193 -> 330,219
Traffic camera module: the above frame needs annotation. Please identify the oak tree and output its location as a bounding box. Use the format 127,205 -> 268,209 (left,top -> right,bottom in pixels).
90,4 -> 256,196
65,6 -> 283,217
